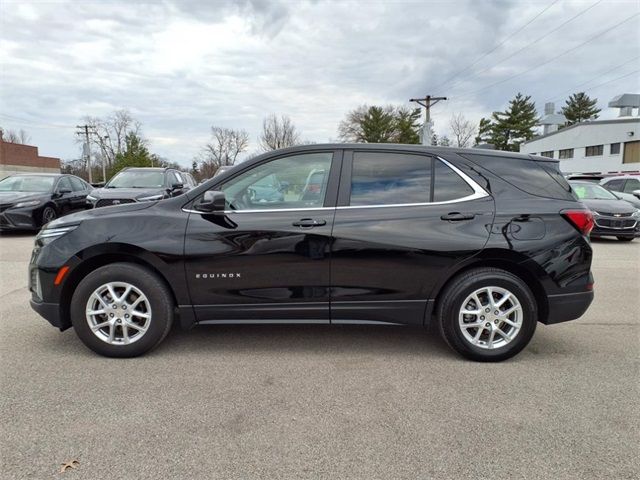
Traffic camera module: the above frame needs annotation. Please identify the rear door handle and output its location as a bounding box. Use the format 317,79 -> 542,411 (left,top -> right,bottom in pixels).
292,218 -> 327,228
441,212 -> 475,221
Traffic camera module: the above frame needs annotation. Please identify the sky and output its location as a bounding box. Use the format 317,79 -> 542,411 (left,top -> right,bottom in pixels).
1,0 -> 639,167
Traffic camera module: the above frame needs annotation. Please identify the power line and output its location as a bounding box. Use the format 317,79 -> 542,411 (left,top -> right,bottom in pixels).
453,13 -> 639,99
446,0 -> 603,93
429,0 -> 560,92
545,56 -> 640,103
562,69 -> 640,97
0,113 -> 72,130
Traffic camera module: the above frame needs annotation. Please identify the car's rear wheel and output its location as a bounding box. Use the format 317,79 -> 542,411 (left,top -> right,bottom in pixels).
617,236 -> 634,242
437,268 -> 537,362
70,263 -> 173,357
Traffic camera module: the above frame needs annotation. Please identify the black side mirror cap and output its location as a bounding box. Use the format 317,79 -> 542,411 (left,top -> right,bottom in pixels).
170,182 -> 184,191
194,190 -> 226,214
58,188 -> 72,195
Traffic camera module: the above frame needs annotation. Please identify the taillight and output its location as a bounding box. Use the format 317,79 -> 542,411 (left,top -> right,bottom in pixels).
561,209 -> 594,236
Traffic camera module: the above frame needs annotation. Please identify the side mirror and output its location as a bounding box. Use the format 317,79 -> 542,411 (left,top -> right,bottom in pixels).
633,189 -> 640,200
194,190 -> 225,214
56,188 -> 72,197
170,182 -> 184,191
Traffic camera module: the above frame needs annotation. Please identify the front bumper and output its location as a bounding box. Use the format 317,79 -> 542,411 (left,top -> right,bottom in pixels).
544,290 -> 594,324
30,298 -> 66,330
592,216 -> 640,238
0,207 -> 38,230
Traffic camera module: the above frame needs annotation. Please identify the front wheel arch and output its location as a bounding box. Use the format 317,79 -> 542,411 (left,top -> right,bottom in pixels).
59,253 -> 178,331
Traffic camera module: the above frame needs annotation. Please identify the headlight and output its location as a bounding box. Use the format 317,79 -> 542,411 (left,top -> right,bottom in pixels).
591,211 -> 600,216
137,194 -> 164,202
86,194 -> 97,201
632,210 -> 640,218
36,224 -> 79,243
13,199 -> 41,208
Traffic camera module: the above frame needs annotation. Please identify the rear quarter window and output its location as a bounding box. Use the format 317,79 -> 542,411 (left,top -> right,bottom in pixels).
460,153 -> 575,201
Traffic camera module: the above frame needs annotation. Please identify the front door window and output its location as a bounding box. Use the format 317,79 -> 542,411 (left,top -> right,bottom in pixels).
219,153 -> 333,210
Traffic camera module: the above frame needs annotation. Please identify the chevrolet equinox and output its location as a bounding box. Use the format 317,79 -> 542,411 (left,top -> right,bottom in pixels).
29,144 -> 595,361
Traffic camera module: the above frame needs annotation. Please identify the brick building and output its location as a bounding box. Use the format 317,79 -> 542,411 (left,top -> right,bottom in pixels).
0,138 -> 61,178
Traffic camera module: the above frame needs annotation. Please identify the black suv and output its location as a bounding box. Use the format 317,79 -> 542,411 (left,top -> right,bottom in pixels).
86,167 -> 192,208
29,145 -> 594,361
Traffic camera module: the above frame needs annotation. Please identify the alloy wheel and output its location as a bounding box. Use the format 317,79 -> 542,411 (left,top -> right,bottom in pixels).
458,286 -> 523,349
85,282 -> 152,345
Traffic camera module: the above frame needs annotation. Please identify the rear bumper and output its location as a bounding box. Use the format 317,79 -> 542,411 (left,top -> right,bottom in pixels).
543,290 -> 594,324
30,298 -> 67,330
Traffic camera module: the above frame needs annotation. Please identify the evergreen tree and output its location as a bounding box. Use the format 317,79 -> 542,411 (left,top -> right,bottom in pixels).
338,105 -> 421,144
475,117 -> 492,145
394,107 -> 422,144
360,106 -> 397,143
110,132 -> 153,176
482,93 -> 538,151
561,92 -> 600,125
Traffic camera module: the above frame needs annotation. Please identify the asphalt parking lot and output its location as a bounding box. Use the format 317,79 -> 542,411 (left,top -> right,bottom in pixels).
0,233 -> 638,479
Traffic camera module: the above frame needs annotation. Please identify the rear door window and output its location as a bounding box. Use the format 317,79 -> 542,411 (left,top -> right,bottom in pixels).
350,152 -> 431,206
623,178 -> 640,193
603,179 -> 624,191
433,160 -> 474,202
69,176 -> 86,191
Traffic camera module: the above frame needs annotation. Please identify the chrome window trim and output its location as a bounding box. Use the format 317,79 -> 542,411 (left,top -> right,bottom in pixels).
183,156 -> 489,214
182,206 -> 335,214
338,156 -> 488,210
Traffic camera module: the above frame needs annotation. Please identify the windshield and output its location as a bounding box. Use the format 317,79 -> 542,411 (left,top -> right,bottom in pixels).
106,170 -> 164,188
571,183 -> 618,200
0,176 -> 55,192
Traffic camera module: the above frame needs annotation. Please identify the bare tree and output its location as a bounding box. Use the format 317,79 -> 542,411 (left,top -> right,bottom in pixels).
259,114 -> 301,151
79,110 -> 142,168
449,113 -> 476,148
201,126 -> 249,174
0,127 -> 31,144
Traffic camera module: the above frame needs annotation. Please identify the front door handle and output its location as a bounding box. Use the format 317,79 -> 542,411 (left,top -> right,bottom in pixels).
441,212 -> 475,221
292,218 -> 326,228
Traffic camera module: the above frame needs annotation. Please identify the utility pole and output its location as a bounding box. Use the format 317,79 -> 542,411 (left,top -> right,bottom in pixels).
76,125 -> 93,183
409,95 -> 447,146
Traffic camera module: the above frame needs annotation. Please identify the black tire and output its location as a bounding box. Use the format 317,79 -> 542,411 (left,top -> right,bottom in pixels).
40,205 -> 57,227
437,267 -> 537,362
70,263 -> 174,357
617,236 -> 634,242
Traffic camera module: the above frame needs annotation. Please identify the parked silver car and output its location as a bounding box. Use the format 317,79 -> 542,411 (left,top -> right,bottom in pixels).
600,175 -> 640,208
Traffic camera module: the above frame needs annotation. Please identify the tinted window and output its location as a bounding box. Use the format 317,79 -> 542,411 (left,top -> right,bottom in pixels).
57,177 -> 73,192
69,176 -> 86,191
220,152 -> 332,210
461,153 -> 574,201
603,179 -> 624,191
623,178 -> 640,193
350,152 -> 431,206
610,143 -> 621,155
433,160 -> 474,202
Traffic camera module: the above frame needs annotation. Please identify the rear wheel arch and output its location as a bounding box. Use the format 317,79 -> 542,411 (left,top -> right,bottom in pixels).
59,251 -> 178,330
430,256 -> 549,326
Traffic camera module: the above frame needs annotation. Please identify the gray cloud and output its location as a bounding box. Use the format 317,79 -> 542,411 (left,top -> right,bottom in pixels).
0,0 -> 638,165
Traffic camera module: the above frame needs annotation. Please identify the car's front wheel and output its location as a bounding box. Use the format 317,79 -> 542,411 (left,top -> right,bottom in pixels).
70,263 -> 174,357
437,268 -> 537,362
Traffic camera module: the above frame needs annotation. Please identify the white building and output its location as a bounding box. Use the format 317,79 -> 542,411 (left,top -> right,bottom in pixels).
520,94 -> 640,174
